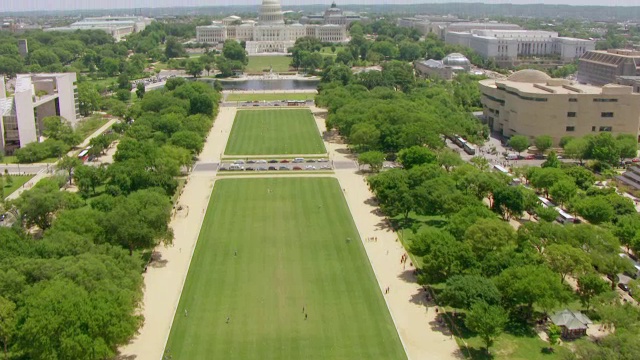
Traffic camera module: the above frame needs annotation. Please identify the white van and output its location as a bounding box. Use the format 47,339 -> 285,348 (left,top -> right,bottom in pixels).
506,153 -> 519,160
229,164 -> 244,171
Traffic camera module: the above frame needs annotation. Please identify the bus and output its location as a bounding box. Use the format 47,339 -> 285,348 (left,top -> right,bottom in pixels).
556,208 -> 578,224
448,134 -> 464,148
462,142 -> 476,155
493,164 -> 510,175
538,196 -> 557,208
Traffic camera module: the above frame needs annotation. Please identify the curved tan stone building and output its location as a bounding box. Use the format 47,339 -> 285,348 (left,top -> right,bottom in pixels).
479,69 -> 640,145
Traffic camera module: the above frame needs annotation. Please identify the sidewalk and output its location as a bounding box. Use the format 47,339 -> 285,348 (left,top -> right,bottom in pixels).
3,117 -> 119,200
118,107 -> 235,360
313,108 -> 460,359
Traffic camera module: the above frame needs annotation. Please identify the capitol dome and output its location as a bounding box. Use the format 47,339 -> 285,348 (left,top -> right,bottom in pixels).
258,0 -> 285,25
442,53 -> 471,67
507,69 -> 552,83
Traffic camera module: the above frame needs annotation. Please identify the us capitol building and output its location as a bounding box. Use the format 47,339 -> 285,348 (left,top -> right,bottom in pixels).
196,0 -> 357,54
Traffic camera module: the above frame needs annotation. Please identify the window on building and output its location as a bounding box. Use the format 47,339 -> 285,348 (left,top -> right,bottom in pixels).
567,112 -> 576,117
599,126 -> 612,132
601,112 -> 614,118
566,126 -> 575,132
568,98 -> 578,102
592,126 -> 596,132
593,98 -> 618,102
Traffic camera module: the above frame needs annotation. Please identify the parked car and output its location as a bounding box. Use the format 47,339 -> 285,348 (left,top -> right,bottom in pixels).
256,160 -> 267,164
619,283 -> 631,293
268,166 -> 277,171
268,159 -> 278,163
292,166 -> 302,170
234,160 -> 245,164
245,167 -> 255,171
317,158 -> 328,162
320,165 -> 331,170
306,165 -> 316,170
247,160 -> 256,164
280,159 -> 290,163
219,167 -> 228,171
293,158 -> 305,163
633,158 -> 640,163
524,155 -> 535,160
257,167 -> 267,171
306,159 -> 316,163
0,214 -> 6,222
279,166 -> 288,170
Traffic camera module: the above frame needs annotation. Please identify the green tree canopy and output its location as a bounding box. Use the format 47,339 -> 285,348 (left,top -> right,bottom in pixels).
398,146 -> 437,170
509,135 -> 530,154
464,301 -> 508,355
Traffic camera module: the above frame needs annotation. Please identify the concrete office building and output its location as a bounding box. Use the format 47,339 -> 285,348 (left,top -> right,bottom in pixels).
479,69 -> 640,145
578,49 -> 640,86
17,39 -> 28,57
0,73 -> 79,154
396,18 -> 520,38
300,1 -> 367,26
446,29 -> 594,67
46,16 -> 152,41
197,0 -> 348,54
414,52 -> 471,80
447,30 -> 594,64
616,76 -> 640,93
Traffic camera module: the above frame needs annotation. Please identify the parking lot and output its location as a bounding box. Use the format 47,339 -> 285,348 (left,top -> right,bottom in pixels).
219,158 -> 333,172
222,100 -> 314,108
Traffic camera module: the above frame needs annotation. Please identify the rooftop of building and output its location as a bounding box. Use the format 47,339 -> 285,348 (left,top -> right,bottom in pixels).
442,52 -> 470,66
596,49 -> 640,57
551,309 -> 592,330
481,69 -> 634,95
580,49 -> 640,65
14,73 -> 75,94
617,76 -> 640,80
447,22 -> 521,28
0,97 -> 13,117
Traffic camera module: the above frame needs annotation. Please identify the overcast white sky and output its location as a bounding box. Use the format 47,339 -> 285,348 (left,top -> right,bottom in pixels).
2,0 -> 639,12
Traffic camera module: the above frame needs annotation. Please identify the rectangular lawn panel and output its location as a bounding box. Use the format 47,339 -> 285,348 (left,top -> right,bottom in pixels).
246,56 -> 292,73
226,93 -> 316,102
225,109 -> 326,155
165,178 -> 406,360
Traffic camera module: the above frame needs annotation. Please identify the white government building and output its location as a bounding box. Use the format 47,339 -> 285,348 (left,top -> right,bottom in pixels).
446,29 -> 595,66
0,73 -> 79,154
196,0 -> 348,54
46,16 -> 153,41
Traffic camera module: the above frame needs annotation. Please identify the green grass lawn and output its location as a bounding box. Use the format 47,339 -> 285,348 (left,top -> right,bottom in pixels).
165,178 -> 406,359
246,56 -> 293,73
226,93 -> 316,102
225,109 -> 326,155
2,175 -> 35,198
75,116 -> 110,140
2,156 -> 58,164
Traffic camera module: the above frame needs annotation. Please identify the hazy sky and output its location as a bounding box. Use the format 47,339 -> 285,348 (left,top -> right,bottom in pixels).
2,0 -> 639,12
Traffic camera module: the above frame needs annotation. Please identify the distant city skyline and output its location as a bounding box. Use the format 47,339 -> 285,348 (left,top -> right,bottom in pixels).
2,0 -> 640,13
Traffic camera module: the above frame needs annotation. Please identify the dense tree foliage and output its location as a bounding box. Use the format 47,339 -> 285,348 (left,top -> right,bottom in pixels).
1,66 -> 221,357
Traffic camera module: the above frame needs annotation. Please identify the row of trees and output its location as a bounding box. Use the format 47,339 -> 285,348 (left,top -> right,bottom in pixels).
314,27 -> 640,352
1,76 -> 221,357
316,67 -> 486,154
507,132 -> 638,167
368,158 -> 637,354
12,116 -> 89,163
